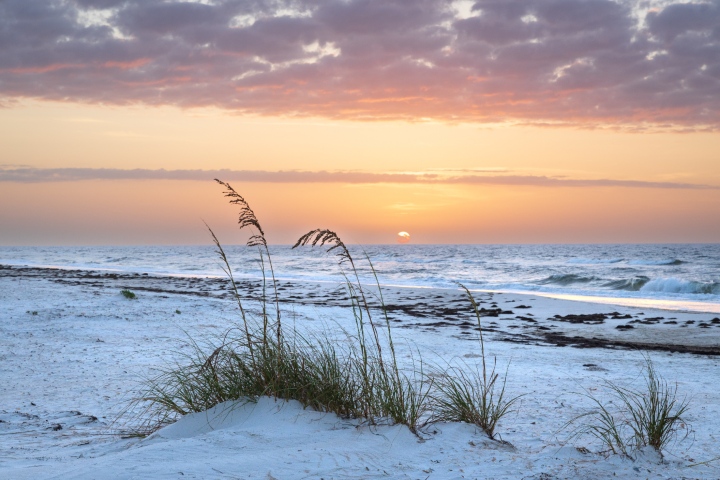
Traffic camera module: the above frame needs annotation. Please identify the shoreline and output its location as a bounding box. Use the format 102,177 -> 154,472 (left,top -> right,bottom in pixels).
3,263 -> 719,355
3,252 -> 719,315
492,289 -> 720,314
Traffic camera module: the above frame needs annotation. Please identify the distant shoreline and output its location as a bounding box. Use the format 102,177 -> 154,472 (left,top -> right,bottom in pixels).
3,258 -> 720,315
3,263 -> 719,356
2,244 -> 719,311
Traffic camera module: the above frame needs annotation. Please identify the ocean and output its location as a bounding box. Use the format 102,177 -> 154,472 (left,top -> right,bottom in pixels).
1,244 -> 719,312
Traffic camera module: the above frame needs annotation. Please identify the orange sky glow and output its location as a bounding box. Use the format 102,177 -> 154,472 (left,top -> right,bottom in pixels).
1,0 -> 719,245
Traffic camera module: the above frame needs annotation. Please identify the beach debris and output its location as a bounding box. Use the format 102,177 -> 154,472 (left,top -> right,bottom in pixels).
479,307 -> 513,317
552,313 -> 606,325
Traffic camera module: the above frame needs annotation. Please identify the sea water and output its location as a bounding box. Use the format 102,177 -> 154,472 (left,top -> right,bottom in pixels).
1,244 -> 719,312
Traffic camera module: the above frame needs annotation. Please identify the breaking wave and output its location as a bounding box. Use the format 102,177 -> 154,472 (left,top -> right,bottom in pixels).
640,277 -> 720,295
603,276 -> 650,291
537,274 -> 598,286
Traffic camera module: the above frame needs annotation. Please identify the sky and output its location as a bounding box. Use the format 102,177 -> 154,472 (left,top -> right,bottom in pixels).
1,0 -> 719,245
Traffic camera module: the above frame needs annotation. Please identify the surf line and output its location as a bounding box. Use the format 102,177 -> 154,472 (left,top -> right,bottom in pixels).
477,289 -> 720,314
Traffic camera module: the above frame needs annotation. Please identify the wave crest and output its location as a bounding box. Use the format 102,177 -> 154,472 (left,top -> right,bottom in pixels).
640,277 -> 720,295
603,276 -> 650,291
537,274 -> 598,286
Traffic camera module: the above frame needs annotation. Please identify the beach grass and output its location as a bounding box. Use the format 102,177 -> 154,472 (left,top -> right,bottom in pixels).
430,285 -> 522,439
566,356 -> 690,458
130,179 -> 522,438
433,284 -> 522,439
121,289 -> 136,300
128,180 -> 698,458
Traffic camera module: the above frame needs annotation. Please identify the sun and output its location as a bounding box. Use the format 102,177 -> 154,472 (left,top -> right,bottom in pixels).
397,231 -> 411,244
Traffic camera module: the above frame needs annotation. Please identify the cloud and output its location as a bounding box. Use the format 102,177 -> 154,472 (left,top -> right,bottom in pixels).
0,166 -> 716,189
0,0 -> 718,129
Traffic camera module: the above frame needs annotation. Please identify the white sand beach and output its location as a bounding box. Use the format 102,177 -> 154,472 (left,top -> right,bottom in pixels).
2,265 -> 719,479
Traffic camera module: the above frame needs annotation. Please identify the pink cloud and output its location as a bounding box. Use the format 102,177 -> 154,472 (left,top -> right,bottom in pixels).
4,64 -> 85,74
0,0 -> 718,130
103,58 -> 151,69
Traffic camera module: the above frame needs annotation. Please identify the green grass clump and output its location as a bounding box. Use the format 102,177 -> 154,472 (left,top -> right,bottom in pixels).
566,357 -> 690,458
431,285 -> 522,439
133,327 -> 363,430
293,230 -> 434,432
121,289 -> 136,300
129,179 -> 518,439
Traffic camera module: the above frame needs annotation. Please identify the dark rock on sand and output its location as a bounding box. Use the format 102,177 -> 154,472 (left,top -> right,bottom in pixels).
630,318 -> 662,325
552,313 -> 606,325
582,363 -> 608,372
